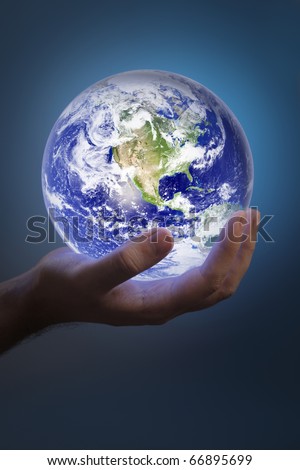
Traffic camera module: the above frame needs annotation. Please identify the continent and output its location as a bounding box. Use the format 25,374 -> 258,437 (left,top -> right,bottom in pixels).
112,117 -> 197,212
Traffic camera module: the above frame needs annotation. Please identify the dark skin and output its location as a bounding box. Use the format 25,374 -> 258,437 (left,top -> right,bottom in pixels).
0,209 -> 260,354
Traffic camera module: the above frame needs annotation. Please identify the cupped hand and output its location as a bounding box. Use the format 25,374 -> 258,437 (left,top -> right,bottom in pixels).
30,208 -> 260,329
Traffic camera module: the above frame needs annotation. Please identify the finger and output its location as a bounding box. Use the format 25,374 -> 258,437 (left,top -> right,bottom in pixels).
202,208 -> 260,307
78,227 -> 174,291
168,210 -> 247,314
201,210 -> 247,284
225,208 -> 260,286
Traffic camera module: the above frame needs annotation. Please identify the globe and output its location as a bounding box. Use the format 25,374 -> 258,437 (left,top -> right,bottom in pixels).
42,70 -> 253,279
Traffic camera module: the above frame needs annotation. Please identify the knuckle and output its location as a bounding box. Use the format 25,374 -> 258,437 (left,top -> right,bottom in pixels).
200,268 -> 224,295
117,249 -> 141,276
210,275 -> 224,294
219,284 -> 236,300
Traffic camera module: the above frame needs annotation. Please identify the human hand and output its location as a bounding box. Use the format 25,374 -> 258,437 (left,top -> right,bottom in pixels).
31,207 -> 260,325
0,209 -> 260,352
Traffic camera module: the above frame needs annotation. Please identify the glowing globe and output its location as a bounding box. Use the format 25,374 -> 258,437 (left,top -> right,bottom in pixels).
42,70 -> 253,279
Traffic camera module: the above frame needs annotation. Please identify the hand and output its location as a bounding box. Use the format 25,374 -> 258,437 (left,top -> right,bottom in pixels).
0,209 -> 260,353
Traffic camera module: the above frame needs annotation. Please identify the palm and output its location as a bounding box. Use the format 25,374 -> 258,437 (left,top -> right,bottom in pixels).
34,209 -> 259,328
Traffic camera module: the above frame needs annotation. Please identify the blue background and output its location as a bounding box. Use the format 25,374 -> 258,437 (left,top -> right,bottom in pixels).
0,0 -> 299,449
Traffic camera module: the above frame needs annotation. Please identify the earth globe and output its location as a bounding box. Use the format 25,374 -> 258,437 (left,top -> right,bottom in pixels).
42,70 -> 253,280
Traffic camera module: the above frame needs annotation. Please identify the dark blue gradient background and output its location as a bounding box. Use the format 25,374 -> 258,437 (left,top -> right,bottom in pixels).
0,0 -> 299,449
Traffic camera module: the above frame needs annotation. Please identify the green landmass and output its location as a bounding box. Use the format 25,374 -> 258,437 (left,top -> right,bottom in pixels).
113,115 -> 209,213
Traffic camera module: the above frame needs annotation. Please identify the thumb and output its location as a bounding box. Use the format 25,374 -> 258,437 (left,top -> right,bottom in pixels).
81,227 -> 174,290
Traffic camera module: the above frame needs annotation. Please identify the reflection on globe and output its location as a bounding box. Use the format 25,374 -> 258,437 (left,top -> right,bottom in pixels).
42,70 -> 253,279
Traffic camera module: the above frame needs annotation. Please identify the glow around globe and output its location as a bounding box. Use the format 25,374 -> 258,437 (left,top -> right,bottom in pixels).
42,70 -> 253,279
